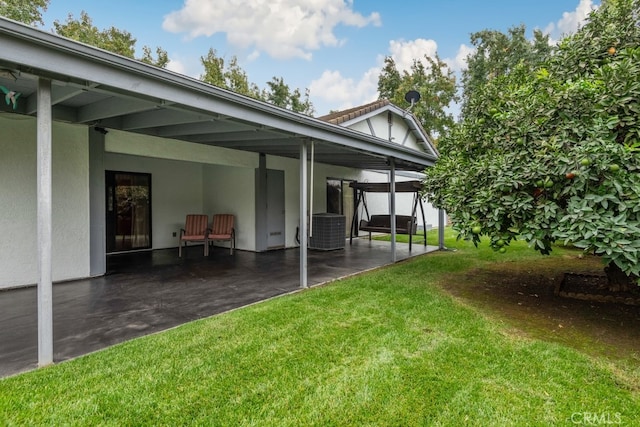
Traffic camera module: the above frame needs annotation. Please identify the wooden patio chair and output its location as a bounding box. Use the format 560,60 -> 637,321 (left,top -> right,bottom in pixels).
208,214 -> 236,255
179,214 -> 210,257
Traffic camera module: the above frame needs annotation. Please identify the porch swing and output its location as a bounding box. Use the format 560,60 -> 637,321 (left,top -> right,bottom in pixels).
348,180 -> 428,250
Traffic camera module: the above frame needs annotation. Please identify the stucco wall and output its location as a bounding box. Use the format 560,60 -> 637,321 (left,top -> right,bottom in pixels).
0,115 -> 89,289
104,131 -> 259,251
203,165 -> 256,251
266,155 -> 372,247
103,153 -> 204,249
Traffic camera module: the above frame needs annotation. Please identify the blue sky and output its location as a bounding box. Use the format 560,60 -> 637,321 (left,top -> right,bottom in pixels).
40,0 -> 599,116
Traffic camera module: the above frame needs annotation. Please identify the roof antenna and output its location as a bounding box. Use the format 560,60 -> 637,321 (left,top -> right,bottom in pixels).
404,90 -> 421,115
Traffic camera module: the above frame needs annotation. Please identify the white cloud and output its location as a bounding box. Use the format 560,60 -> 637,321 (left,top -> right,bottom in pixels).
388,38 -> 438,72
543,0 -> 597,43
165,55 -> 202,79
162,0 -> 381,60
309,68 -> 379,114
166,59 -> 187,75
443,44 -> 475,72
310,38 -> 445,114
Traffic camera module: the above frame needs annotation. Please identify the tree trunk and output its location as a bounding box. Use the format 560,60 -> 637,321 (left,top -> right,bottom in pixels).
604,262 -> 632,292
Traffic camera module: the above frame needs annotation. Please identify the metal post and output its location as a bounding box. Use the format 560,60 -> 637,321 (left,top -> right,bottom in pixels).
438,208 -> 446,250
389,158 -> 396,263
299,142 -> 308,288
37,78 -> 53,367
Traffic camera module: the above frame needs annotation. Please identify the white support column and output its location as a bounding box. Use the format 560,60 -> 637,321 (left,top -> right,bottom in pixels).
37,78 -> 53,367
389,158 -> 397,263
299,141 -> 308,288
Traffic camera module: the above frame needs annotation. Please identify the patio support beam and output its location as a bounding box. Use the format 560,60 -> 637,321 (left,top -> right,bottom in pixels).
37,77 -> 53,367
438,209 -> 446,250
299,141 -> 308,288
390,157 -> 397,263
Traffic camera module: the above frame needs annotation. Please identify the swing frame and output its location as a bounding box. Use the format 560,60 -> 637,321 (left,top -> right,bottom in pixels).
348,180 -> 428,250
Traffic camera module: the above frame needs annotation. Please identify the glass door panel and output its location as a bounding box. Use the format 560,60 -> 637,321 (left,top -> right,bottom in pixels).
106,171 -> 152,253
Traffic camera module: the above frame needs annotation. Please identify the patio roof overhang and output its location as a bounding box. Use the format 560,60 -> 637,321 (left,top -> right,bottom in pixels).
0,17 -> 436,171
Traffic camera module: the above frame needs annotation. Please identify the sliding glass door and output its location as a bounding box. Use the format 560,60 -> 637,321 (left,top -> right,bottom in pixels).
105,171 -> 152,253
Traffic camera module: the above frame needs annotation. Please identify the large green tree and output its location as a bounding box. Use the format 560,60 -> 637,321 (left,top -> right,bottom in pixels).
262,77 -> 314,115
200,49 -> 314,115
200,48 -> 261,97
377,54 -> 458,140
54,11 -> 168,68
0,0 -> 48,26
424,0 -> 640,288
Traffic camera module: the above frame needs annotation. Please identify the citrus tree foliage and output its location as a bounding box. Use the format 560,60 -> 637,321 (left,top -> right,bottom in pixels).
0,0 -> 48,26
54,11 -> 168,68
424,0 -> 640,283
377,55 -> 458,139
200,49 -> 314,115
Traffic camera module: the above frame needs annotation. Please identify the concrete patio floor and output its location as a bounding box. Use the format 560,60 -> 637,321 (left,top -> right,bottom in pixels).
0,238 -> 437,378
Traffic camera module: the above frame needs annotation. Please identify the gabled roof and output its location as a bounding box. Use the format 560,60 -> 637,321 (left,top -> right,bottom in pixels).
317,99 -> 438,158
0,17 -> 437,171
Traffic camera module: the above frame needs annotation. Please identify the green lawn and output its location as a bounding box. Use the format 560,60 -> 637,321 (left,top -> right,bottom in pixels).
1,229 -> 638,425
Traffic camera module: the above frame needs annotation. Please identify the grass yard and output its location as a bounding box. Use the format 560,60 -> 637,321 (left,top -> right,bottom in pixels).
1,229 -> 639,425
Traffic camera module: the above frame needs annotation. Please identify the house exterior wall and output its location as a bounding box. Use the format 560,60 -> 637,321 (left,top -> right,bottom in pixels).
0,113 -> 435,289
346,114 -> 424,152
203,165 -> 256,251
265,155 -> 304,248
105,130 -> 259,251
103,152 -> 204,250
0,115 -> 90,289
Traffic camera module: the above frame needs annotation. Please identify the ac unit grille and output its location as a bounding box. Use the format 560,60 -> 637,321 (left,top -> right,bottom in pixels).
309,213 -> 345,250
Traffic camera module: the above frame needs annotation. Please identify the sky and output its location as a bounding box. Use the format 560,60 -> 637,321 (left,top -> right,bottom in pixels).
39,0 -> 600,117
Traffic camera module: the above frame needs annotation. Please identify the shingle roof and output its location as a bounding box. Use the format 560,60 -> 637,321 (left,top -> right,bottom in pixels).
317,99 -> 391,125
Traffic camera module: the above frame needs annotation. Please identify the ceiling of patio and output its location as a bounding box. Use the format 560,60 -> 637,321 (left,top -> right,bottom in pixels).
0,18 -> 436,172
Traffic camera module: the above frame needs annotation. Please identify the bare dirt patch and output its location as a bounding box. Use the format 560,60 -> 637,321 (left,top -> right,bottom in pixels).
437,253 -> 640,366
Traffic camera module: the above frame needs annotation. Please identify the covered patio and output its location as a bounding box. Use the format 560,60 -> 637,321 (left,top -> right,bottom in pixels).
0,238 -> 437,378
0,17 -> 442,371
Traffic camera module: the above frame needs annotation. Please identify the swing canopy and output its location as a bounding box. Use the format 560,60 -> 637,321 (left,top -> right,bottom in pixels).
349,180 -> 423,193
